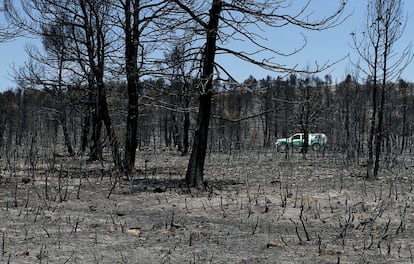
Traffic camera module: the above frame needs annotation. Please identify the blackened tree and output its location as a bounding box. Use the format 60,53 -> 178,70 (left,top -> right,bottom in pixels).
171,0 -> 347,187
351,0 -> 413,179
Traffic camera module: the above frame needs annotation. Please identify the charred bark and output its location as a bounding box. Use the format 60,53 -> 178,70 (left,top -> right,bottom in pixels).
123,0 -> 142,175
61,108 -> 74,156
185,0 -> 222,187
186,93 -> 213,187
182,110 -> 190,155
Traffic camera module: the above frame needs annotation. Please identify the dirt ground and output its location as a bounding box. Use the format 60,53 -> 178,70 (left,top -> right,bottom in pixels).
1,148 -> 414,263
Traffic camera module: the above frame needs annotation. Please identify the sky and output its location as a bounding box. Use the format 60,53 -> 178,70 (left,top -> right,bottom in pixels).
0,0 -> 413,92
217,0 -> 414,85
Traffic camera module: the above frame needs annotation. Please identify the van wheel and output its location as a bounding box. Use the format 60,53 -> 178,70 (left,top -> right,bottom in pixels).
312,144 -> 321,151
278,143 -> 288,152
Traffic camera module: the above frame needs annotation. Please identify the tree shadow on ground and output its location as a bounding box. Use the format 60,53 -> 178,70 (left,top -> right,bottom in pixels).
122,177 -> 245,195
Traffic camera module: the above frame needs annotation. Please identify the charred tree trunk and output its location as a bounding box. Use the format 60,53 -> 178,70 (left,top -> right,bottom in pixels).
263,87 -> 271,147
124,79 -> 139,173
300,82 -> 311,158
80,86 -> 94,153
186,93 -> 213,187
80,0 -> 122,170
182,110 -> 190,155
123,0 -> 139,175
367,79 -> 378,180
90,99 -> 103,161
302,130 -> 309,157
80,104 -> 91,153
374,19 -> 390,176
400,85 -> 407,154
172,113 -> 182,152
164,114 -> 171,147
100,84 -> 123,171
61,107 -> 74,156
186,0 -> 222,187
88,72 -> 103,161
373,84 -> 385,177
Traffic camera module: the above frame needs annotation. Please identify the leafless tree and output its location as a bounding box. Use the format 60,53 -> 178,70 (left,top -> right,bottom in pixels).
171,0 -> 347,187
0,0 -> 22,42
334,74 -> 364,161
114,0 -> 170,174
7,0 -> 124,168
351,0 -> 413,179
398,79 -> 409,154
296,76 -> 324,157
161,43 -> 198,155
11,19 -> 78,156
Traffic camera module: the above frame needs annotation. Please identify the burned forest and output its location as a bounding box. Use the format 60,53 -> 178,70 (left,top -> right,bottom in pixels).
1,0 -> 414,263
